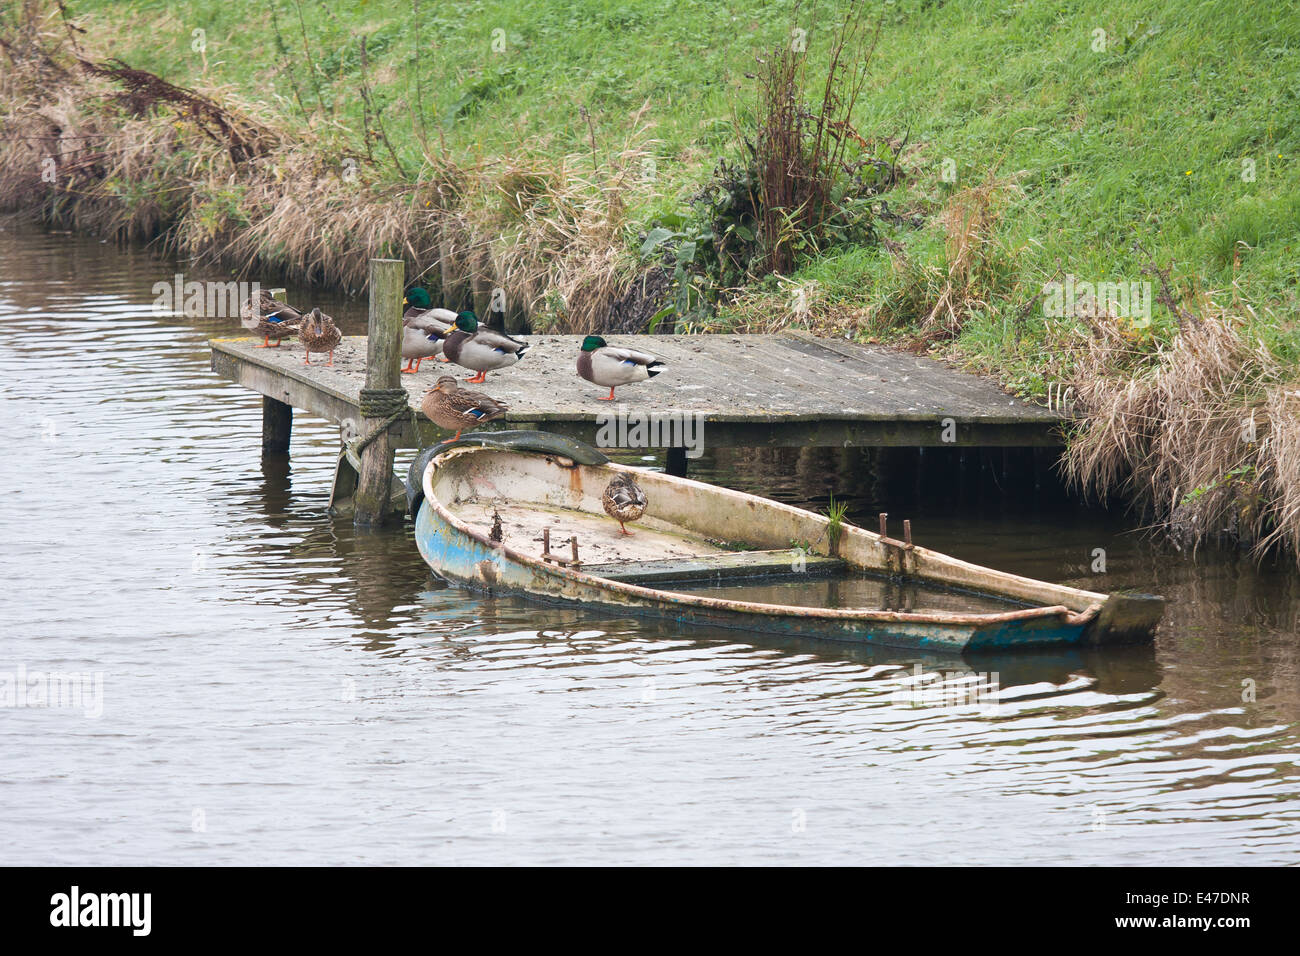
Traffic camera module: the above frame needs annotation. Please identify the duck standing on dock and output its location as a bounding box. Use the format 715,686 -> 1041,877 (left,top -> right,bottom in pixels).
240,290 -> 303,348
401,289 -> 456,374
420,375 -> 509,441
576,335 -> 665,401
441,311 -> 528,384
298,307 -> 342,366
402,287 -> 437,319
602,472 -> 648,536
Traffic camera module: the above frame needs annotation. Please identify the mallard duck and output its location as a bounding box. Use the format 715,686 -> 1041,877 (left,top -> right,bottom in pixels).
602,472 -> 647,536
298,307 -> 342,366
401,289 -> 456,374
402,286 -> 439,318
240,290 -> 303,348
420,375 -> 509,440
577,335 -> 665,401
441,311 -> 528,384
402,314 -> 453,373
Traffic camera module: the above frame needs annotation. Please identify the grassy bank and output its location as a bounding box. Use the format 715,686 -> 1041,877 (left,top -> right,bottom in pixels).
2,0 -> 1298,560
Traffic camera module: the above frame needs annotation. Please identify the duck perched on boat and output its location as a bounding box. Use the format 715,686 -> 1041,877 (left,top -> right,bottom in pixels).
240,290 -> 303,348
442,311 -> 528,384
298,308 -> 342,366
401,289 -> 456,374
420,375 -> 509,440
602,472 -> 647,536
409,436 -> 1166,651
577,335 -> 665,401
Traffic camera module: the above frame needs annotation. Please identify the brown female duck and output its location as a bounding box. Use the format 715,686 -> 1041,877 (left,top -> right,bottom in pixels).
420,375 -> 508,441
602,472 -> 647,535
240,290 -> 303,348
298,308 -> 342,366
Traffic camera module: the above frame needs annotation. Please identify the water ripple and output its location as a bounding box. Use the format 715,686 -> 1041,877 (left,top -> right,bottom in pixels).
0,224 -> 1297,864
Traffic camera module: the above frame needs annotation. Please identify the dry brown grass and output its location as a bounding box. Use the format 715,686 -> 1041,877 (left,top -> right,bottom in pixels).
716,171 -> 1016,338
746,0 -> 877,277
1061,304 -> 1300,563
713,276 -> 876,335
0,17 -> 652,331
917,171 -> 1018,337
472,124 -> 657,332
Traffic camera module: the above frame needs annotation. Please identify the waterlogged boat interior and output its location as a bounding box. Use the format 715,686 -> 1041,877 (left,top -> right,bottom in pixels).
432,446 -> 1037,614
671,573 -> 1023,615
445,488 -> 1019,613
432,444 -> 863,579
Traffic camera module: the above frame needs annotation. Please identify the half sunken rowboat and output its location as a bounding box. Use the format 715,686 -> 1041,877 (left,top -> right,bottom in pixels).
406,433 -> 1164,653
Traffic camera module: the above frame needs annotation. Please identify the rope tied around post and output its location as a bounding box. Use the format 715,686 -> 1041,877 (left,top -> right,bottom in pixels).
351,257 -> 408,528
348,387 -> 414,460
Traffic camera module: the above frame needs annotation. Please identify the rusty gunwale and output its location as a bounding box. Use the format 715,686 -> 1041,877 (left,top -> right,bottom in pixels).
421,447 -> 1104,628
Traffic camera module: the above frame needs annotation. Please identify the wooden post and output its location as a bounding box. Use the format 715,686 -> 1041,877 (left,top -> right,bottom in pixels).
355,258 -> 405,528
258,287 -> 293,455
666,447 -> 688,477
261,396 -> 292,455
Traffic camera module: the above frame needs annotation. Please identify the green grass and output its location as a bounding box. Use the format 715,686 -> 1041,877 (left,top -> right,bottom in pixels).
52,0 -> 1300,369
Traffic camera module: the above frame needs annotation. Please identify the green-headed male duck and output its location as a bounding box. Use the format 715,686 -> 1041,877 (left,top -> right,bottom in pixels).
441,311 -> 528,384
576,335 -> 665,401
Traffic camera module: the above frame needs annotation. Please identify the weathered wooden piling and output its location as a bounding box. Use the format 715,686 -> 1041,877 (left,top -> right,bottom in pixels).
259,287 -> 293,455
666,447 -> 688,477
261,397 -> 292,454
354,258 -> 405,528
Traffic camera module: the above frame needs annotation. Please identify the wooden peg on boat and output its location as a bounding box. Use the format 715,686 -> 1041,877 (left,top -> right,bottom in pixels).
540,527 -> 581,566
878,513 -> 916,575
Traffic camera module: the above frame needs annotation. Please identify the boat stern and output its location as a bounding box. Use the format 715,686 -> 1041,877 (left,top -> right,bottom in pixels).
1081,592 -> 1166,645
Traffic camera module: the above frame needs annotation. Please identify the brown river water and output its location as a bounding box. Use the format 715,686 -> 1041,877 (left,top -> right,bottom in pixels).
1,224 -> 1297,865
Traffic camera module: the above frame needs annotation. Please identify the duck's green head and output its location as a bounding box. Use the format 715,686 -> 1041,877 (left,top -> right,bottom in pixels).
455,311 -> 478,332
580,334 -> 607,352
404,286 -> 432,309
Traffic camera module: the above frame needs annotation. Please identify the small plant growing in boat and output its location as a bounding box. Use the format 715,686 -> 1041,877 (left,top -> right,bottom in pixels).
823,496 -> 851,555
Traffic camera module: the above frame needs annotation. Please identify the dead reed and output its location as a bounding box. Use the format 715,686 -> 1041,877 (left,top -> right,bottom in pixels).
1062,304 -> 1300,563
0,11 -> 651,328
745,0 -> 880,278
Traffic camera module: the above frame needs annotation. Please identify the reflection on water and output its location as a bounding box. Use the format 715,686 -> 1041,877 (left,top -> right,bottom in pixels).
1,223 -> 1297,865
